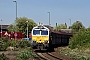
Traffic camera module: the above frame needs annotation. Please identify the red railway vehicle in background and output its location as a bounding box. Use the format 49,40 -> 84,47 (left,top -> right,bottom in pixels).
0,31 -> 24,40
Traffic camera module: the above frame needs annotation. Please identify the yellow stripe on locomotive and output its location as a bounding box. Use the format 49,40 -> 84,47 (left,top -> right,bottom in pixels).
32,36 -> 49,43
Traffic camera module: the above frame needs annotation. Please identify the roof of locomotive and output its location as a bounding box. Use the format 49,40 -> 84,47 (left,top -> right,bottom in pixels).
32,24 -> 49,30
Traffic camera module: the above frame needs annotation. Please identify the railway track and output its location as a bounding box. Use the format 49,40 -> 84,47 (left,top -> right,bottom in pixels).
34,47 -> 73,60
36,52 -> 62,60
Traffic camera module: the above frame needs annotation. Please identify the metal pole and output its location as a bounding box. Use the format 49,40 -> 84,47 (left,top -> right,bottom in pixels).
13,0 -> 17,20
16,1 -> 17,20
1,19 -> 2,38
26,21 -> 28,40
69,18 -> 71,26
47,12 -> 50,26
13,0 -> 17,40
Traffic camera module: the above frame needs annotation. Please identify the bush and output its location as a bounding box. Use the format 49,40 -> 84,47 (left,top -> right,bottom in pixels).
0,41 -> 7,51
17,49 -> 38,60
69,28 -> 90,49
0,37 -> 11,51
79,57 -> 90,60
11,40 -> 17,47
18,40 -> 31,48
0,37 -> 8,42
0,37 -> 32,51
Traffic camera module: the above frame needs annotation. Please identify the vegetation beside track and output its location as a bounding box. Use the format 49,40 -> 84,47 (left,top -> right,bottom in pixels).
59,28 -> 90,60
0,37 -> 39,60
16,48 -> 39,60
69,28 -> 90,49
59,47 -> 90,60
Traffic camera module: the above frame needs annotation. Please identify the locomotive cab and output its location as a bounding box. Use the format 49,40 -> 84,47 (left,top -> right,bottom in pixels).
31,23 -> 49,50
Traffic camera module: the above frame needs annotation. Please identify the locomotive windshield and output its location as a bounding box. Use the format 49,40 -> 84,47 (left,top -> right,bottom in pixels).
33,30 -> 48,35
33,30 -> 40,35
41,30 -> 48,35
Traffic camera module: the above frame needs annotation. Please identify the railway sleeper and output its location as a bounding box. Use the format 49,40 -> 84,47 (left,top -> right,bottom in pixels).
37,43 -> 49,50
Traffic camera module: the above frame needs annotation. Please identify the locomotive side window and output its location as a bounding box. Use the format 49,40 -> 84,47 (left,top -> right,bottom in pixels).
33,30 -> 40,35
41,30 -> 48,35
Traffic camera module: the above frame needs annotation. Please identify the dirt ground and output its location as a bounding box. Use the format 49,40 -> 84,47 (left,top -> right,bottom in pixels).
0,51 -> 19,60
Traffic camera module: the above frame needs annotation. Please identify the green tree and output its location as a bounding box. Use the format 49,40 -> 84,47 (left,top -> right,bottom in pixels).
87,27 -> 90,31
8,17 -> 37,37
69,21 -> 85,33
8,24 -> 19,32
54,24 -> 67,30
7,24 -> 14,32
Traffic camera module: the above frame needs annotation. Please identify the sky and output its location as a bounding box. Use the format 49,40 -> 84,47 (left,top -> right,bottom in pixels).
0,0 -> 90,28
